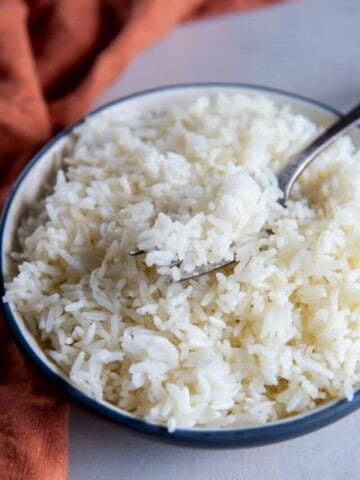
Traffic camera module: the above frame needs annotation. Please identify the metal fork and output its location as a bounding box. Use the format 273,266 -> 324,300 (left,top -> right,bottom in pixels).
130,102 -> 360,281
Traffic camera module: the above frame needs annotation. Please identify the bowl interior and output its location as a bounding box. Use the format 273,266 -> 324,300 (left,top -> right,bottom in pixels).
2,84 -> 360,446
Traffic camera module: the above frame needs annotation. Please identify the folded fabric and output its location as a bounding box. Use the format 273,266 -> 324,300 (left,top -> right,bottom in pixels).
0,1 -> 285,478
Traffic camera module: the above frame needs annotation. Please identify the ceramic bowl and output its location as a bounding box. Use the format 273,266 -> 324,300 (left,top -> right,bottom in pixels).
2,84 -> 360,448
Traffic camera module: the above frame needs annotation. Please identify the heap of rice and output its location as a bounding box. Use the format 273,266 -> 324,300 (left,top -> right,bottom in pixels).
5,93 -> 360,431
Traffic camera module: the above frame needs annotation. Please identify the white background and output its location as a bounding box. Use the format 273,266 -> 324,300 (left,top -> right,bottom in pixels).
69,0 -> 360,478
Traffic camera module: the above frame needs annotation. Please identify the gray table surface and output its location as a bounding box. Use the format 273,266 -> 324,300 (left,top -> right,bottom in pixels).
69,0 -> 360,478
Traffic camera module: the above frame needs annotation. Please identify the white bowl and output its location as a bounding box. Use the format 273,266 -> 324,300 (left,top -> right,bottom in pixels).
2,84 -> 360,447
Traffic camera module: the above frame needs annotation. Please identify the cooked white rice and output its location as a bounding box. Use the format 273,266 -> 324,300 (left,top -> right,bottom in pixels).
4,92 -> 360,431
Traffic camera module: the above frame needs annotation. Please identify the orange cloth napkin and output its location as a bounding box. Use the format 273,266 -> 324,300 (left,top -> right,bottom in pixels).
0,1 -> 285,478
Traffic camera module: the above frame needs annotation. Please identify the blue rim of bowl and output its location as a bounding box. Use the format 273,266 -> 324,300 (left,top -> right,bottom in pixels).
1,82 -> 360,448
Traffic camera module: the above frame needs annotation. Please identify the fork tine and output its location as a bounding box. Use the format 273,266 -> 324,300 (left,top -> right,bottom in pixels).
129,248 -> 146,256
129,248 -> 236,281
178,259 -> 236,281
129,248 -> 181,268
168,260 -> 182,268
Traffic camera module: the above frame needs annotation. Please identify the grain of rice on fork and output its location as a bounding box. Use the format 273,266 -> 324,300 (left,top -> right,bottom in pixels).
4,92 -> 360,431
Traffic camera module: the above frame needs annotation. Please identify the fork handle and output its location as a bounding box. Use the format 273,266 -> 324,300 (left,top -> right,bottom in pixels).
278,102 -> 360,203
